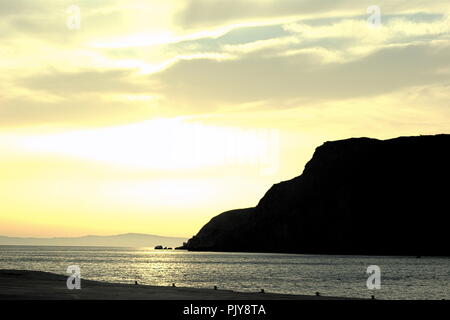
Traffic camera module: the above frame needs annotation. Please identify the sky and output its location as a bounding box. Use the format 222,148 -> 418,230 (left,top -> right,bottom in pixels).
0,0 -> 449,238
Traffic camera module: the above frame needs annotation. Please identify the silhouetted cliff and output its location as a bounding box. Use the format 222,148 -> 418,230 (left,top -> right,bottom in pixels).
186,134 -> 450,256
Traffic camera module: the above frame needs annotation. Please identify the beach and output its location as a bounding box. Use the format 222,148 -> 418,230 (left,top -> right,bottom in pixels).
0,270 -> 355,300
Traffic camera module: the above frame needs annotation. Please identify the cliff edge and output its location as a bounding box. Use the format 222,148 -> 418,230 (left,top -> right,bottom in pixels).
185,134 -> 450,256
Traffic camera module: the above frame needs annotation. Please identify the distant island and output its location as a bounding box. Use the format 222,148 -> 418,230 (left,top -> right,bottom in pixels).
0,233 -> 188,248
184,134 -> 450,256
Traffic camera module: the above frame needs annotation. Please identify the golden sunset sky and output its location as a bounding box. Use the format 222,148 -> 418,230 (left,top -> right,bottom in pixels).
1,0 -> 449,238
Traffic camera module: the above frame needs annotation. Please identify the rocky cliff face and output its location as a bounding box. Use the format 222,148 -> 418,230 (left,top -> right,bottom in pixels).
186,134 -> 450,255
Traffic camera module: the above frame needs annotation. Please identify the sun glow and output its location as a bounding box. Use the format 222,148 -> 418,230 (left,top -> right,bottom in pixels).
17,119 -> 276,171
100,179 -> 219,208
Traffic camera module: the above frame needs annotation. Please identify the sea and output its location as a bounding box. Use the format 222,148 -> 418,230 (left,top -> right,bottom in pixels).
0,245 -> 448,300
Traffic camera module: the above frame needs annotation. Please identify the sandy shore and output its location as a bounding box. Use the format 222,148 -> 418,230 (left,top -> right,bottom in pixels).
0,269 -> 357,300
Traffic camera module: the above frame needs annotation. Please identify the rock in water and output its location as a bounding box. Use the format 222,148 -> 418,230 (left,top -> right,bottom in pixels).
185,134 -> 450,256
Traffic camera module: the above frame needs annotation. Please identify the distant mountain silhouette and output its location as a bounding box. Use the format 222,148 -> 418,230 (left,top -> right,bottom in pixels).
0,233 -> 187,248
185,134 -> 450,256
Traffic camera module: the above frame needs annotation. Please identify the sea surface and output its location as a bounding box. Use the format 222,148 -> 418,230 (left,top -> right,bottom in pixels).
0,245 -> 448,300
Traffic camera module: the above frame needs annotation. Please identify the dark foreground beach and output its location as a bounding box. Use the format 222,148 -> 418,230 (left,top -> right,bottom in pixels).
0,270 -> 356,300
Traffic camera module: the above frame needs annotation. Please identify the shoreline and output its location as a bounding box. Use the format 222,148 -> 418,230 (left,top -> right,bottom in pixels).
1,245 -> 448,259
0,269 -> 359,300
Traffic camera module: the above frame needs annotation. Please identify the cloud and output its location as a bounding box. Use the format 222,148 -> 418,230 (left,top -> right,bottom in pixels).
153,41 -> 450,111
176,0 -> 450,29
1,0 -> 449,128
1,68 -> 161,128
0,93 -> 158,128
0,0 -> 46,17
222,36 -> 300,55
18,68 -> 154,95
284,14 -> 450,44
176,0 -> 358,29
